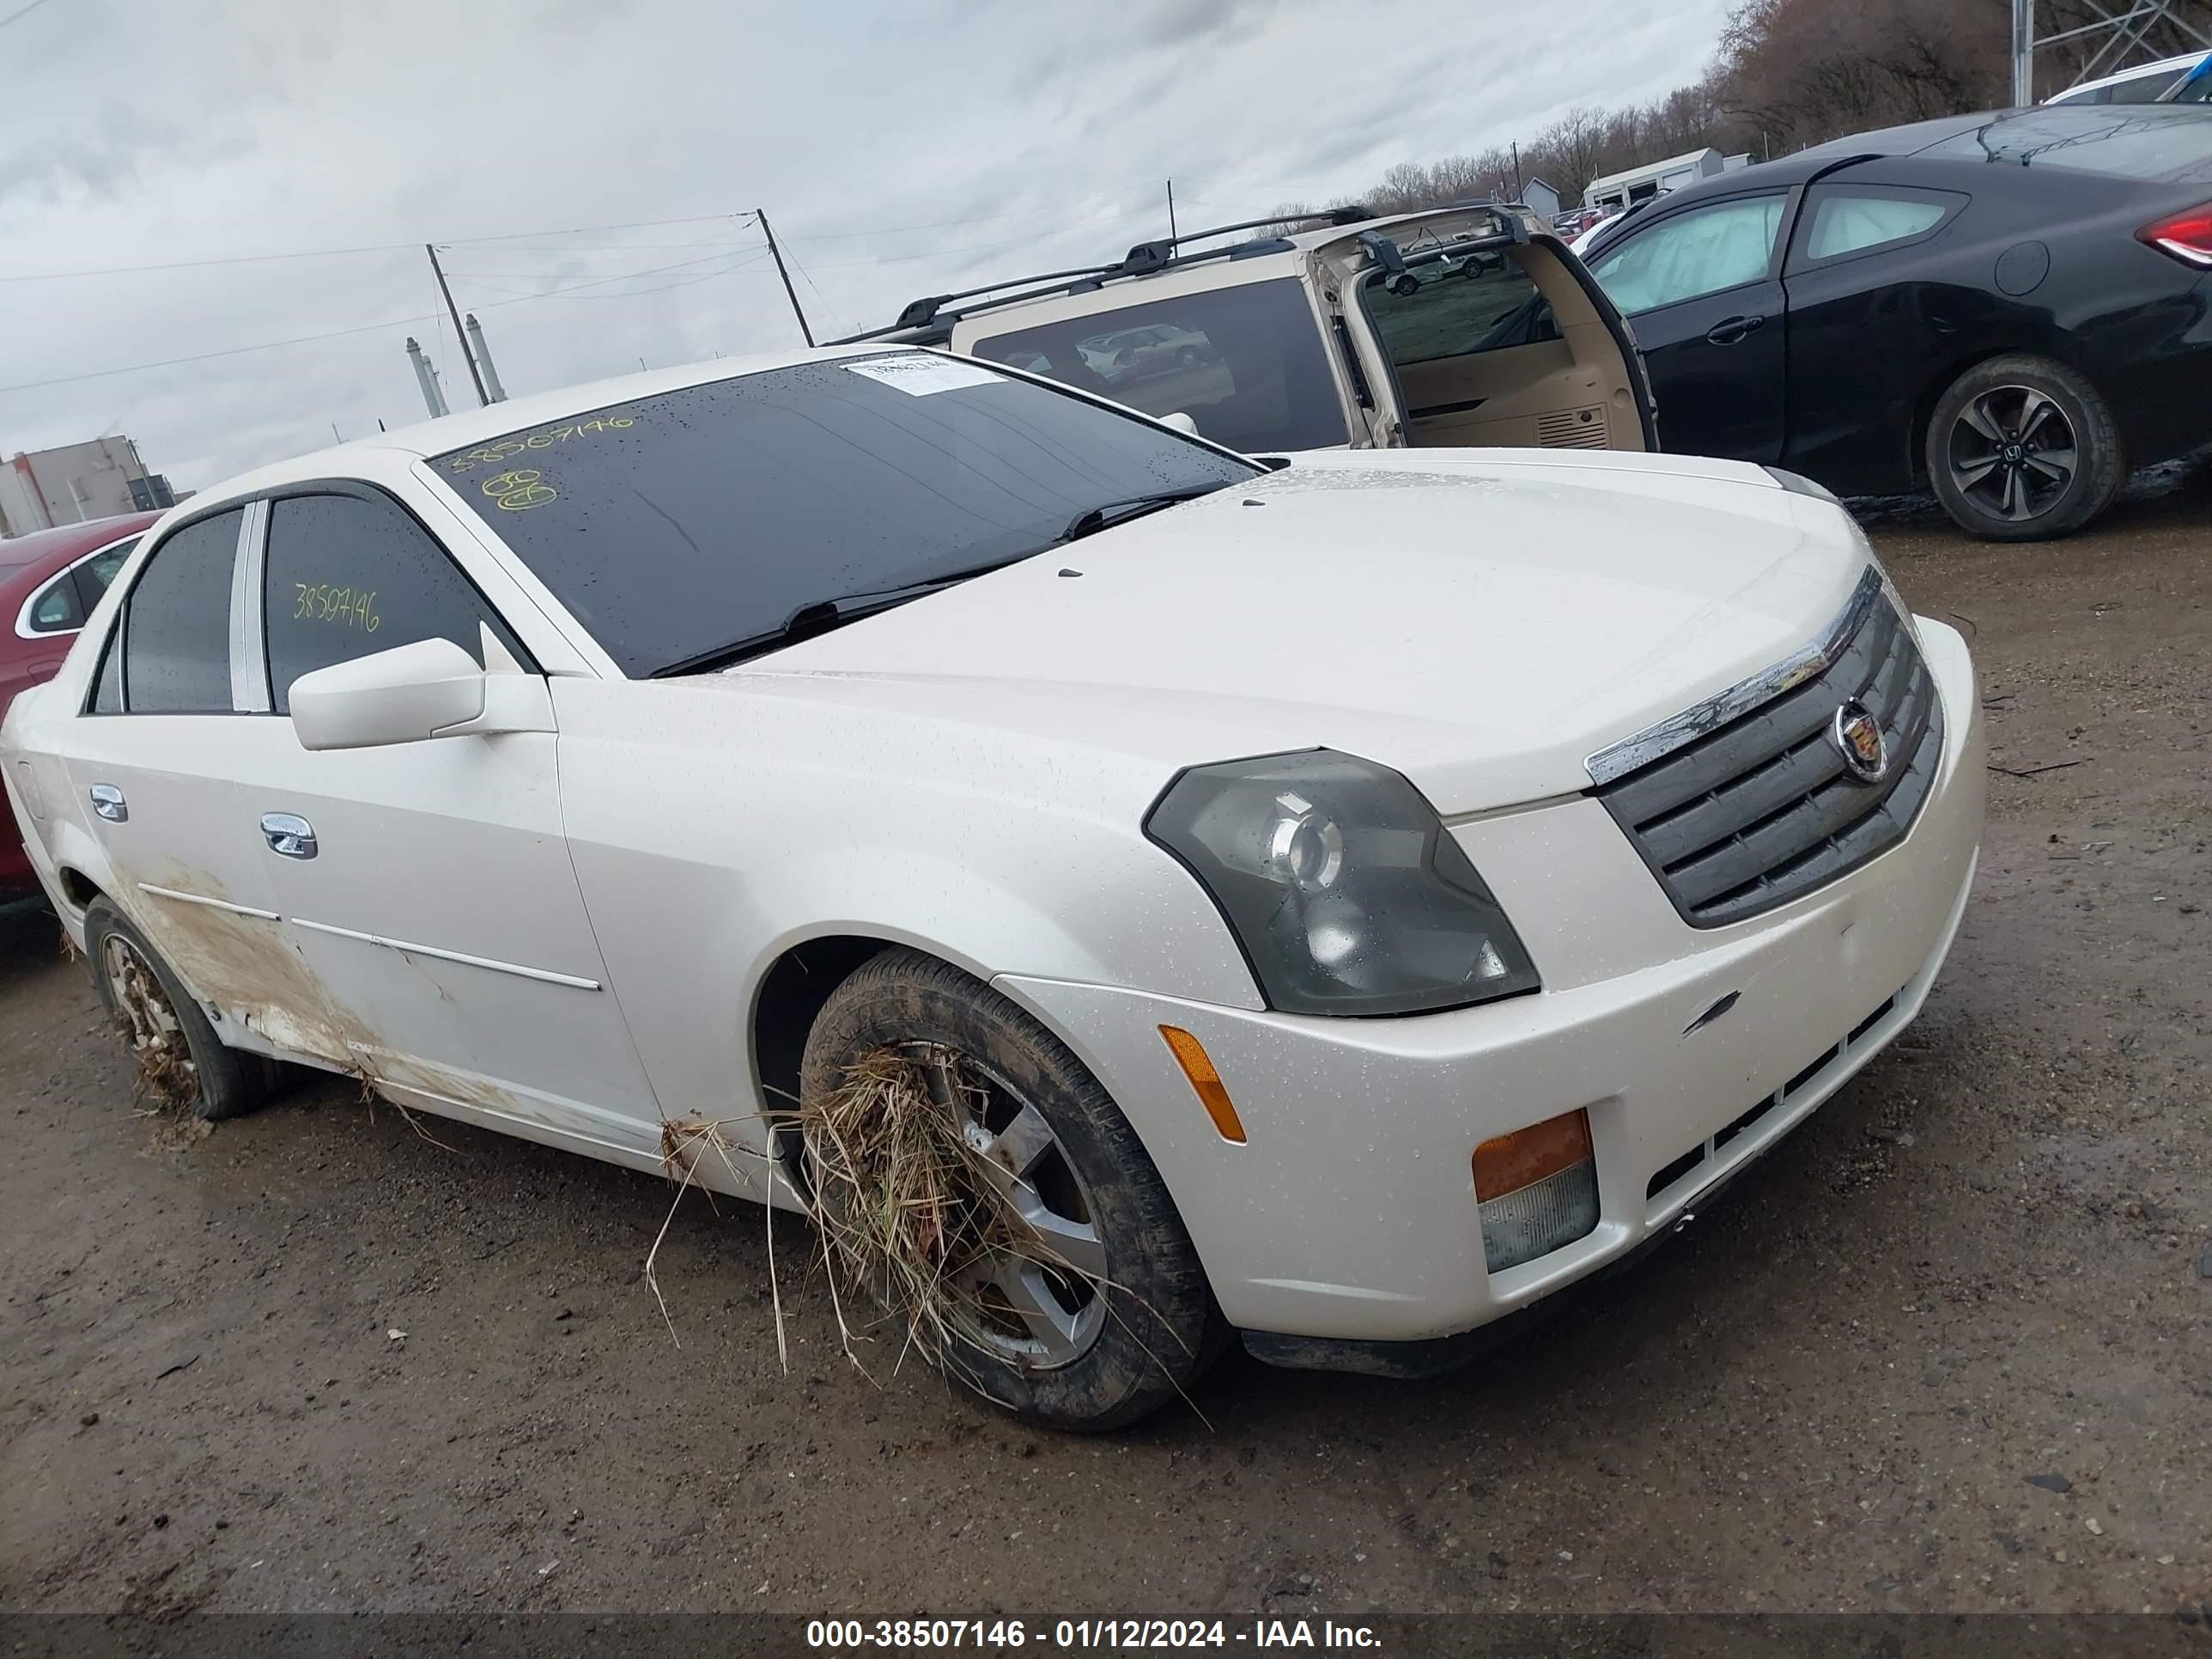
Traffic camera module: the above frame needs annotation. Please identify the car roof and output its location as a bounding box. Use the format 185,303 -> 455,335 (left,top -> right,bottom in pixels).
177,342 -> 917,505
2045,49 -> 2208,100
0,509 -> 161,571
1586,104 -> 2193,228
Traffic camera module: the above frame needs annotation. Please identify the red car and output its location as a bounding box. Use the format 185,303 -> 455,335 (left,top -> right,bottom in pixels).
1,511 -> 161,900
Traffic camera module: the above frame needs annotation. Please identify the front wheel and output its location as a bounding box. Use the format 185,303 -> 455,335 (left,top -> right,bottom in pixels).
1925,354 -> 2124,541
796,948 -> 1225,1431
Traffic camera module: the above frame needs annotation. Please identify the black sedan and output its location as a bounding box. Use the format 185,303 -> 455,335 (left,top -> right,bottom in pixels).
1579,106 -> 2212,538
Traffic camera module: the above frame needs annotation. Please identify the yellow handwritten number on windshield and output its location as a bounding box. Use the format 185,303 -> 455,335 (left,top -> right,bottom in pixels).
483,469 -> 556,511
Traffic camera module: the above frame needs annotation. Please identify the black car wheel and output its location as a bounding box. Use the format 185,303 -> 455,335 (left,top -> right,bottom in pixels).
1926,355 -> 2123,542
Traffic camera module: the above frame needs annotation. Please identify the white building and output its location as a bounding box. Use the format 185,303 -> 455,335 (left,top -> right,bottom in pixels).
0,436 -> 173,538
1582,148 -> 1753,212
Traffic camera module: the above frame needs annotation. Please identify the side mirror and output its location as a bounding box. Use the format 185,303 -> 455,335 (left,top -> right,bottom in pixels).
1158,411 -> 1200,435
289,637 -> 552,750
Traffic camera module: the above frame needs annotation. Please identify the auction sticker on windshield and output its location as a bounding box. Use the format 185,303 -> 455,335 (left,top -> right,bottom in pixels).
842,356 -> 1004,396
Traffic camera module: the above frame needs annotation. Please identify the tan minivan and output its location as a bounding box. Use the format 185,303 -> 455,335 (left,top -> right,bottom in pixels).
833,205 -> 1658,458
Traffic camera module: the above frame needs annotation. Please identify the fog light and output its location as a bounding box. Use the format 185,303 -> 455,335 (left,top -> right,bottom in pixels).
1474,1109 -> 1599,1273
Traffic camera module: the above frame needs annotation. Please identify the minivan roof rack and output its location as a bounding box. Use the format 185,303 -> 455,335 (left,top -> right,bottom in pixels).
822,205 -> 1374,347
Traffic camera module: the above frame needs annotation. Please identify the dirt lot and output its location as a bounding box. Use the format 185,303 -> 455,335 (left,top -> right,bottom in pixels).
2,478 -> 2207,1620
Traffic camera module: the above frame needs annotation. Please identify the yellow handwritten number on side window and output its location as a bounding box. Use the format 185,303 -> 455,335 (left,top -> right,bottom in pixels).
483,468 -> 556,511
292,584 -> 381,632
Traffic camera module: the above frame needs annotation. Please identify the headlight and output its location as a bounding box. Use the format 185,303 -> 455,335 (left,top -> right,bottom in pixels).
1145,749 -> 1540,1017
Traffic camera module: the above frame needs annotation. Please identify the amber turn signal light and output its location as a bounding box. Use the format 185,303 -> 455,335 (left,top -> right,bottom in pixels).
1158,1025 -> 1246,1144
1473,1109 -> 1594,1200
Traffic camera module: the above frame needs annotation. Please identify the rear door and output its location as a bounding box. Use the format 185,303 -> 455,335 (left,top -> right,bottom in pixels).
59,507 -> 294,1012
1311,208 -> 1657,453
1584,190 -> 1793,461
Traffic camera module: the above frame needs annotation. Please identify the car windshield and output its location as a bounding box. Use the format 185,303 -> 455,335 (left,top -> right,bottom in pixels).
1923,107 -> 2212,181
432,355 -> 1255,677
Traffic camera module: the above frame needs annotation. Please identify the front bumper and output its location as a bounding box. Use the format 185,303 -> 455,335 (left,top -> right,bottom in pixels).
995,619 -> 1984,1346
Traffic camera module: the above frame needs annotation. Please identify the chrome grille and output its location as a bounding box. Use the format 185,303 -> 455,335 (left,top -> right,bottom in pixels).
1590,568 -> 1943,927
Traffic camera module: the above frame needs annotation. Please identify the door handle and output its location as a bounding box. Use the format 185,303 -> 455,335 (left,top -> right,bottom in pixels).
260,812 -> 318,860
1704,313 -> 1766,345
88,783 -> 128,823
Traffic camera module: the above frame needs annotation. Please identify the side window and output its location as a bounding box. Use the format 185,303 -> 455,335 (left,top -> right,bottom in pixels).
1800,189 -> 1954,261
122,509 -> 245,714
25,572 -> 84,633
1364,251 -> 1559,367
2104,69 -> 2185,104
261,491 -> 523,714
72,539 -> 139,612
965,276 -> 1348,453
1588,195 -> 1786,315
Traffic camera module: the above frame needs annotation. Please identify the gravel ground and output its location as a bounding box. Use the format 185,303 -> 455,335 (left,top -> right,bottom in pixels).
2,479 -> 2207,1620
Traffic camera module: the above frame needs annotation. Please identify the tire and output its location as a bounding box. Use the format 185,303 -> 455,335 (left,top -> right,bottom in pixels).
83,896 -> 261,1122
1176,345 -> 1200,369
1925,354 -> 2124,541
797,947 -> 1227,1431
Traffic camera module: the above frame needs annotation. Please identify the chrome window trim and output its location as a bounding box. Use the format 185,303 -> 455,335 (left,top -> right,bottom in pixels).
10,532 -> 146,641
228,500 -> 271,714
1585,564 -> 1887,786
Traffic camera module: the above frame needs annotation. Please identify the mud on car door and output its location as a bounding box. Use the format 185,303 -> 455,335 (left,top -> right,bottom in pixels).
226,485 -> 662,1153
63,504 -> 297,1018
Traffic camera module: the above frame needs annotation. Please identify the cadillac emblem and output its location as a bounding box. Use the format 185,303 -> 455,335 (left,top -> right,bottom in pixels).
1832,701 -> 1888,782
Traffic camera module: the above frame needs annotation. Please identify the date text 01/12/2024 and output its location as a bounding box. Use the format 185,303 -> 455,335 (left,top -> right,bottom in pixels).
804,1620 -> 1383,1650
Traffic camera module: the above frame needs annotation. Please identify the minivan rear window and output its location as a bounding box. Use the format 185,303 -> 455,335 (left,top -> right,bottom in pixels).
966,278 -> 1346,453
1922,108 -> 2212,181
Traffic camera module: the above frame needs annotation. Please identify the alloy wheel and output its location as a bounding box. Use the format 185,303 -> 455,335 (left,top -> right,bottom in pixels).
101,933 -> 198,1107
1946,386 -> 2078,524
896,1040 -> 1109,1370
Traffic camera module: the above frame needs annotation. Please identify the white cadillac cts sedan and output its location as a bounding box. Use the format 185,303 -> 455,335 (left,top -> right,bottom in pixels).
1,347 -> 1983,1430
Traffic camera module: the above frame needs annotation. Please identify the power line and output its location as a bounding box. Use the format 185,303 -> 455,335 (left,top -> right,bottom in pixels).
0,247 -> 771,394
0,311 -> 441,394
0,0 -> 57,30
0,212 -> 761,285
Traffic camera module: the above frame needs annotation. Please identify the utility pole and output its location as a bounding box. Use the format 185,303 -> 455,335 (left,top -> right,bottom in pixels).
426,244 -> 489,406
1510,143 -> 1523,203
757,210 -> 813,347
2012,0 -> 2035,105
464,313 -> 508,402
1167,179 -> 1178,243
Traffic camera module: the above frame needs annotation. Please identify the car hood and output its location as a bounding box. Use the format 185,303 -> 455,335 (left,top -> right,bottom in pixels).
721,451 -> 1871,815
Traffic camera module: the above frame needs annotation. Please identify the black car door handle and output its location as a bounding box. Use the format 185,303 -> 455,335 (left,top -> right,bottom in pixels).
1704,314 -> 1766,345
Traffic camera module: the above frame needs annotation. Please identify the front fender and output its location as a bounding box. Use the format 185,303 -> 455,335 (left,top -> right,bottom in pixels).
548,679 -> 1261,1136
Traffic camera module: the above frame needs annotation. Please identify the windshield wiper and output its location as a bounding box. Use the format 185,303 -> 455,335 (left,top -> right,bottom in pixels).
1055,483 -> 1232,545
649,558 -> 1026,678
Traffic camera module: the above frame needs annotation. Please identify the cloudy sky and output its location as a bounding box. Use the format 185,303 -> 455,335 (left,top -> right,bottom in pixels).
2,0 -> 1729,491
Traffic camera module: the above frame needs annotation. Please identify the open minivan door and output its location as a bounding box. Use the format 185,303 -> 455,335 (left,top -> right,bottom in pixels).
1310,205 -> 1660,455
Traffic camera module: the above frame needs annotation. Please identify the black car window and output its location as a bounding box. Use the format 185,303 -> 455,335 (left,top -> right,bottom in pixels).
1797,188 -> 1958,262
121,509 -> 243,714
24,570 -> 84,633
1365,252 -> 1559,366
966,278 -> 1346,453
1922,109 -> 2212,181
432,357 -> 1257,678
261,492 -> 524,714
1587,195 -> 1785,314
